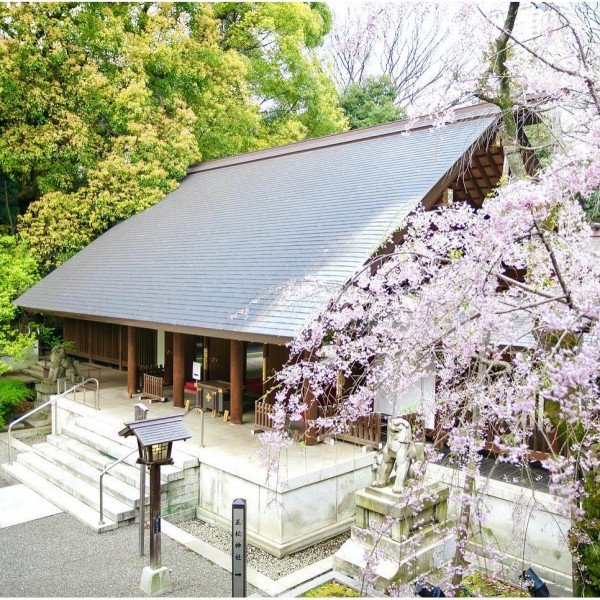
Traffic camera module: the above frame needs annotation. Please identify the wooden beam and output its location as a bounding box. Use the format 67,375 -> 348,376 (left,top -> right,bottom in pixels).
127,326 -> 138,398
472,152 -> 494,190
230,339 -> 244,424
173,332 -> 185,408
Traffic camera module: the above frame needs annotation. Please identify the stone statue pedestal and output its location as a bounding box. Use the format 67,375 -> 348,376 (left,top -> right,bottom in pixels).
334,482 -> 454,592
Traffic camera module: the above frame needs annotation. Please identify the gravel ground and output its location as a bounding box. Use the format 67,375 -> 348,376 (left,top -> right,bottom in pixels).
16,432 -> 48,446
178,518 -> 350,580
0,512 -> 246,597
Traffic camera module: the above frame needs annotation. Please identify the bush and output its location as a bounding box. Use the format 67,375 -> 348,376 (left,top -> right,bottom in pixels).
0,379 -> 34,427
300,581 -> 361,598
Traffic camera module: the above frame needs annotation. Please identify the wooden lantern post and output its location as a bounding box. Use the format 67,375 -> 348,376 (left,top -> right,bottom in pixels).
119,415 -> 191,595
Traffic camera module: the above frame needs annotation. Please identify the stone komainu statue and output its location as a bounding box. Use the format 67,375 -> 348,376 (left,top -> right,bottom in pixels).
46,346 -> 80,383
372,417 -> 423,493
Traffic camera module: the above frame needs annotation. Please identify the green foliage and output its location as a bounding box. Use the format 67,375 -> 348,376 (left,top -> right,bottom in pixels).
459,572 -> 528,597
0,379 -> 34,428
0,173 -> 19,234
340,75 -> 405,130
0,235 -> 38,375
582,188 -> 600,222
212,2 -> 347,141
37,325 -> 63,353
523,123 -> 554,171
300,580 -> 361,598
0,3 -> 346,272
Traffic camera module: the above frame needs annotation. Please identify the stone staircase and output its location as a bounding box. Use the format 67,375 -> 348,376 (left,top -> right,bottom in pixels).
3,414 -> 200,533
19,361 -> 46,381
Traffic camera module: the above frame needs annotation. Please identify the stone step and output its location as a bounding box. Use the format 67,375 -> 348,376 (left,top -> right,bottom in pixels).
61,422 -> 182,482
19,363 -> 45,378
47,435 -> 154,490
76,415 -> 199,470
47,435 -> 170,493
1,462 -> 117,533
74,416 -> 197,476
32,442 -> 142,508
17,451 -> 135,524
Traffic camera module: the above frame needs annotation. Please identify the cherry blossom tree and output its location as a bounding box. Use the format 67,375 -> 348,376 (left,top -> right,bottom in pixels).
261,3 -> 600,595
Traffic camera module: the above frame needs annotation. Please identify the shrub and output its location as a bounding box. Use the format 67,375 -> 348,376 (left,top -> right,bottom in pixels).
0,379 -> 34,427
300,581 -> 361,598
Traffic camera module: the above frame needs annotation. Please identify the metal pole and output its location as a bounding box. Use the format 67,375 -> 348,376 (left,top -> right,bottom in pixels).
149,463 -> 162,569
200,409 -> 205,447
139,464 -> 146,556
52,400 -> 57,437
99,473 -> 105,525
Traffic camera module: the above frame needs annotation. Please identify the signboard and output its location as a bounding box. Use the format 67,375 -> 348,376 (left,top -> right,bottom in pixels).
192,361 -> 202,380
232,498 -> 247,598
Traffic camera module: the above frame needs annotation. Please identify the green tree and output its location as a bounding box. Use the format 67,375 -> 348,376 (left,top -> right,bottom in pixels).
0,3 -> 346,271
0,236 -> 38,375
339,75 -> 405,130
212,2 -> 347,142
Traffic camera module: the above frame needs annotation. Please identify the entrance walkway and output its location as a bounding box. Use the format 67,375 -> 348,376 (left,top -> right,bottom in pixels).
0,484 -> 62,528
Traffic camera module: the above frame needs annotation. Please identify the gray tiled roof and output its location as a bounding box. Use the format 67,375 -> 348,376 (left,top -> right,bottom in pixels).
16,105 -> 500,343
119,414 -> 191,446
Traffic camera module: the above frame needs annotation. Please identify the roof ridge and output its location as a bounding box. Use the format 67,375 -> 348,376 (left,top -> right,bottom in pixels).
187,102 -> 501,175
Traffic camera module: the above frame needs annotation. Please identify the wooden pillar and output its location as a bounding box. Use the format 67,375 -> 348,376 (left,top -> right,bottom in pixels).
127,326 -> 138,398
118,326 -> 123,370
88,321 -> 93,364
149,463 -> 162,569
203,337 -> 210,381
262,344 -> 269,396
164,332 -> 173,386
173,332 -> 185,408
303,358 -> 319,446
230,339 -> 244,424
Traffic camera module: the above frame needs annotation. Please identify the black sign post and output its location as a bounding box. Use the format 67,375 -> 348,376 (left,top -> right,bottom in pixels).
232,498 -> 247,598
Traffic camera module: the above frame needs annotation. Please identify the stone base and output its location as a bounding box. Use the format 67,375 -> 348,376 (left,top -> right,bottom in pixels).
334,482 -> 453,592
140,566 -> 172,596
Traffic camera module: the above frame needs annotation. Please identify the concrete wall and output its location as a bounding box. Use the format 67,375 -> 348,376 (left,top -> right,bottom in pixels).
196,452 -> 373,557
1,341 -> 38,371
426,463 -> 572,592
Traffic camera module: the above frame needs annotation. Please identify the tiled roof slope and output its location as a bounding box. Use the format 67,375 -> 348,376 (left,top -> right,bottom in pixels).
16,104 -> 500,343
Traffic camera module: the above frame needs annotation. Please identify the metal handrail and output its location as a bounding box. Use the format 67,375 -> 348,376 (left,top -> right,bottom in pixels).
7,377 -> 100,464
98,448 -> 138,525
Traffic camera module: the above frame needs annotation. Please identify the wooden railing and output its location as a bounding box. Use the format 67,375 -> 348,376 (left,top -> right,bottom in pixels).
140,374 -> 165,403
426,407 -> 568,462
255,401 -> 276,431
336,412 -> 382,449
137,364 -> 164,391
483,419 -> 566,461
254,400 -> 382,448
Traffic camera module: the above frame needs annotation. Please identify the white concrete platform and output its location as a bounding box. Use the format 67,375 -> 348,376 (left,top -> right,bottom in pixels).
0,483 -> 62,528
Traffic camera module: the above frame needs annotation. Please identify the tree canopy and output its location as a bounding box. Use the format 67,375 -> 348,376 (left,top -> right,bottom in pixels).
0,2 -> 346,271
339,74 -> 405,130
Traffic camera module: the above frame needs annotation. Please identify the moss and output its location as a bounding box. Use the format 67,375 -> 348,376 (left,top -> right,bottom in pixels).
459,572 -> 528,598
300,580 -> 361,598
